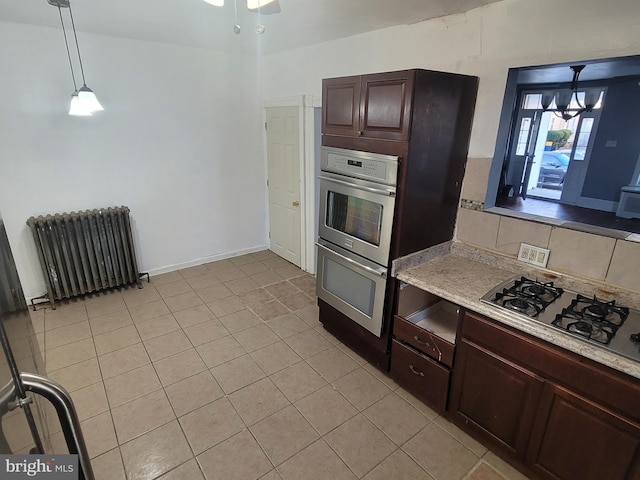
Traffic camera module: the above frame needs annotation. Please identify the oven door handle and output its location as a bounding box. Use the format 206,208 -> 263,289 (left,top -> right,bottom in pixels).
316,242 -> 387,278
319,175 -> 396,197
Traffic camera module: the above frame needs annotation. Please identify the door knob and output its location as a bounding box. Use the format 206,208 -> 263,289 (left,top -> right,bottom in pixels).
292,201 -> 300,207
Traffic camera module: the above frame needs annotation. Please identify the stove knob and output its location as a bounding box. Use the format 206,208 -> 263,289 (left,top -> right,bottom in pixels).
630,333 -> 640,342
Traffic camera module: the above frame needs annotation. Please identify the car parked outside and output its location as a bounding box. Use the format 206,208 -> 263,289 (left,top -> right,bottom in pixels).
555,149 -> 585,160
537,151 -> 570,188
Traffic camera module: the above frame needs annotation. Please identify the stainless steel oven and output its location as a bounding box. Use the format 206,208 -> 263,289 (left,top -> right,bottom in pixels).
316,147 -> 399,337
318,147 -> 398,267
316,239 -> 387,337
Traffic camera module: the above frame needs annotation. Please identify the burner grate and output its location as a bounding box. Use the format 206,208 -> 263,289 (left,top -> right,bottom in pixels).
494,290 -> 543,317
551,295 -> 629,345
567,295 -> 629,327
491,276 -> 563,317
552,309 -> 617,345
511,277 -> 564,305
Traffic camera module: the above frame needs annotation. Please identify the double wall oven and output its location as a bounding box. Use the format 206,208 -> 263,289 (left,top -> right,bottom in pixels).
316,147 -> 398,337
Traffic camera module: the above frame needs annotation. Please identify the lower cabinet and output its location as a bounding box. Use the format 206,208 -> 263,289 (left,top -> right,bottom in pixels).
449,339 -> 544,460
390,282 -> 459,414
527,384 -> 640,480
390,339 -> 449,412
449,310 -> 640,480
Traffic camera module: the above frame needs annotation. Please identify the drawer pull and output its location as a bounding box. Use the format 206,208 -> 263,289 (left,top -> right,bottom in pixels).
409,365 -> 425,377
414,333 -> 443,363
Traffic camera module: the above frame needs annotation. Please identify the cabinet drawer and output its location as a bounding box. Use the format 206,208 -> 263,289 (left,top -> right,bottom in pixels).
390,340 -> 450,413
394,316 -> 455,367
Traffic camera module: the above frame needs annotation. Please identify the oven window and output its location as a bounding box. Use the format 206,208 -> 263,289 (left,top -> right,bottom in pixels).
326,192 -> 383,246
322,256 -> 376,316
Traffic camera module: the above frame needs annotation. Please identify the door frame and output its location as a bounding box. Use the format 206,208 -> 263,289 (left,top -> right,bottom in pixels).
262,95 -> 321,274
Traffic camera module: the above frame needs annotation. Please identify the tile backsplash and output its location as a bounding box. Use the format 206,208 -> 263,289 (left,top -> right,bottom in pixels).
456,158 -> 640,293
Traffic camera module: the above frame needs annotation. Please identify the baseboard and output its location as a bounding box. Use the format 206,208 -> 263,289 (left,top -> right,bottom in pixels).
24,244 -> 271,304
145,244 -> 271,277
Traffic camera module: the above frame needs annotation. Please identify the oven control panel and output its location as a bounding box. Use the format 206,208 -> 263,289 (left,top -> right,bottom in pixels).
321,146 -> 398,185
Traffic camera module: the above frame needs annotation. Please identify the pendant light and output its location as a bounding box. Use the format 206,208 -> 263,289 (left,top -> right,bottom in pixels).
49,0 -> 103,116
541,65 -> 603,121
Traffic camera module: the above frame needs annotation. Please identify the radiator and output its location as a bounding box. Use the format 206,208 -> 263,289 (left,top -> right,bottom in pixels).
27,206 -> 145,308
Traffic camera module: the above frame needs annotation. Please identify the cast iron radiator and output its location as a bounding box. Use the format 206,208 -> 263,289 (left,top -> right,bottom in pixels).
27,206 -> 147,309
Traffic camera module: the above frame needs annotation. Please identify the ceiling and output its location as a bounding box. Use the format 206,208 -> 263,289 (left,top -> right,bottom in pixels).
0,0 -> 503,55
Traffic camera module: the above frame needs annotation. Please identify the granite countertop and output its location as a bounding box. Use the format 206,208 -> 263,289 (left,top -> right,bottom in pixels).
393,241 -> 640,380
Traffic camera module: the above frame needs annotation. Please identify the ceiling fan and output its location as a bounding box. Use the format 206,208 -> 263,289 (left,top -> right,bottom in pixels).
203,0 -> 281,15
203,0 -> 281,34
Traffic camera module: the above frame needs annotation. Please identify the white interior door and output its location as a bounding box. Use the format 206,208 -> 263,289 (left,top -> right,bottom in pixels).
266,106 -> 301,267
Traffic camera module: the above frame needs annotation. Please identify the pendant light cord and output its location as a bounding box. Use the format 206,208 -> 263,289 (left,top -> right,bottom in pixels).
234,0 -> 238,25
57,6 -> 78,91
68,3 -> 87,86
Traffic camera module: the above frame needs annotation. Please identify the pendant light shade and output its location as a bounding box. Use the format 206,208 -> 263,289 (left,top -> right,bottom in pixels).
204,0 -> 224,5
78,85 -> 104,112
69,92 -> 92,116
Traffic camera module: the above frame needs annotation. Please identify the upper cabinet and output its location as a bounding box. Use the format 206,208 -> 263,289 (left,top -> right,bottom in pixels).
321,68 -> 479,258
322,70 -> 415,141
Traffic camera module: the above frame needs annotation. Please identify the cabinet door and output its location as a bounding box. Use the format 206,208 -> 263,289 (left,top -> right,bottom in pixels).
322,76 -> 361,137
449,340 -> 544,460
527,384 -> 640,480
359,71 -> 414,141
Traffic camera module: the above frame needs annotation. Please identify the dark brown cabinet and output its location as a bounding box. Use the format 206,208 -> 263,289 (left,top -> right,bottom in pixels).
318,69 -> 478,370
390,283 -> 459,414
391,340 -> 450,412
450,339 -> 544,459
322,75 -> 360,138
527,384 -> 640,480
449,310 -> 640,480
322,71 -> 414,141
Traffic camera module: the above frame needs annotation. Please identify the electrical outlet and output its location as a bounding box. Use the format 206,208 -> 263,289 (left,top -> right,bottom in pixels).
518,243 -> 550,268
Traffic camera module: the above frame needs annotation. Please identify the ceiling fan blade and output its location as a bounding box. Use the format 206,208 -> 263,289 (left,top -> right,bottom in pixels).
247,0 -> 281,15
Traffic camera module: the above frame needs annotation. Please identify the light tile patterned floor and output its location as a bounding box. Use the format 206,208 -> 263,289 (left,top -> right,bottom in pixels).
32,250 -> 530,480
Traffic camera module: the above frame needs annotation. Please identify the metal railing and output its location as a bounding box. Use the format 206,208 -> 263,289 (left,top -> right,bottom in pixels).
0,373 -> 94,480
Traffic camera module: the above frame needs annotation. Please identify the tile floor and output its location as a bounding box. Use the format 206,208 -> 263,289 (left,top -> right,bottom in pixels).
30,250 -> 530,480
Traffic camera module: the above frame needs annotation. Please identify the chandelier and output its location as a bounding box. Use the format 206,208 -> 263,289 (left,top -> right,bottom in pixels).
203,0 -> 280,35
541,65 -> 603,121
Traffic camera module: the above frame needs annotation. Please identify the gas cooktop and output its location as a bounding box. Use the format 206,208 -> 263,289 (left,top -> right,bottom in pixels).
482,276 -> 640,363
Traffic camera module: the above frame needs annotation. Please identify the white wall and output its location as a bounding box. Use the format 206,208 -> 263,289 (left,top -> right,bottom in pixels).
4,0 -> 640,299
0,21 -> 267,299
259,0 -> 640,159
